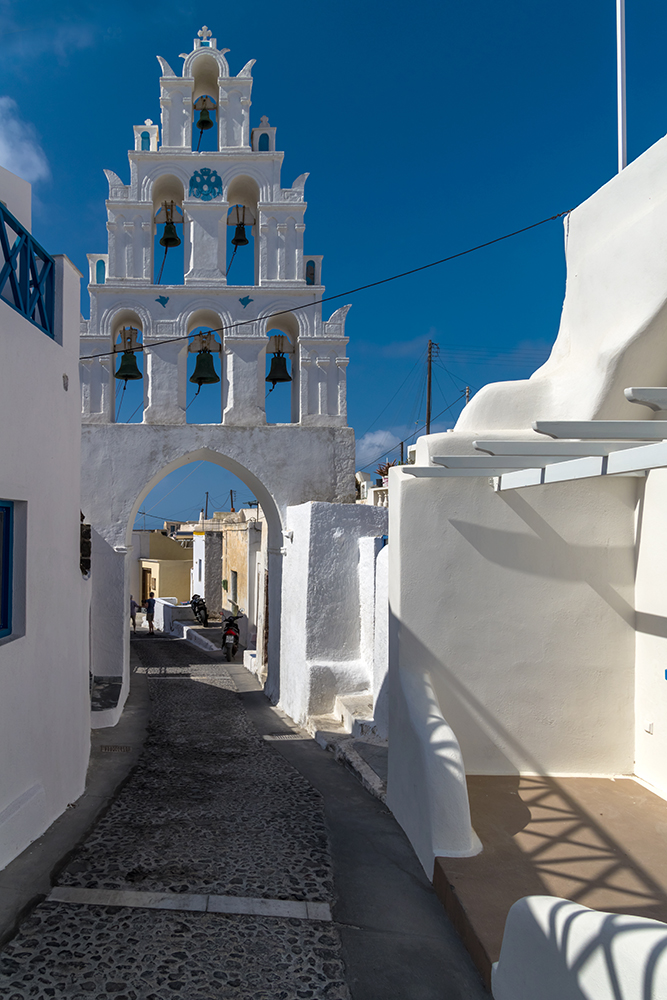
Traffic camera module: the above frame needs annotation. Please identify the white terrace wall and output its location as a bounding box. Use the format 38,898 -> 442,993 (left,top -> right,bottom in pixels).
387,127 -> 667,877
279,502 -> 387,725
0,167 -> 89,869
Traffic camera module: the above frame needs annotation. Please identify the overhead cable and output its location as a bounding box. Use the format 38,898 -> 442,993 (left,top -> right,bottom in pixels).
80,209 -> 571,362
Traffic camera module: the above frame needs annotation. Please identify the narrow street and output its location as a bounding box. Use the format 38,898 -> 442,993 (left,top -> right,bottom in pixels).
0,640 -> 486,1000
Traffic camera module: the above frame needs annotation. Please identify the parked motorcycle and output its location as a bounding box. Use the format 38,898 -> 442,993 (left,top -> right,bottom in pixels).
221,612 -> 244,661
190,594 -> 209,627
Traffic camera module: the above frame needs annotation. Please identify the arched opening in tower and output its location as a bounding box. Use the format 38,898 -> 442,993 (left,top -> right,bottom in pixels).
225,175 -> 259,286
265,310 -> 299,424
185,310 -> 225,424
151,174 -> 185,286
112,311 -> 145,424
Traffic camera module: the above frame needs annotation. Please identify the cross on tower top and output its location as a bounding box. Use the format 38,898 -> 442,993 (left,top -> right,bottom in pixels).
198,25 -> 212,40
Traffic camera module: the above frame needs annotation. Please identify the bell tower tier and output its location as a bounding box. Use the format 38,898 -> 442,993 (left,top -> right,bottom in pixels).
80,26 -> 351,429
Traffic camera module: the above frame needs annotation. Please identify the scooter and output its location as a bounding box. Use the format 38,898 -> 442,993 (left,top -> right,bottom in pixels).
190,594 -> 209,627
222,612 -> 243,661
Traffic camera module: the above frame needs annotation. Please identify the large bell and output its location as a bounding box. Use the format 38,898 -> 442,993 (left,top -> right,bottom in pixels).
160,220 -> 181,248
231,223 -> 249,247
196,107 -> 214,131
114,351 -> 142,382
266,351 -> 292,387
190,349 -> 220,386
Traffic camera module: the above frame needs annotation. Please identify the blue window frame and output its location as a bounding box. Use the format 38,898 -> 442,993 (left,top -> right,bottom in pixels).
0,501 -> 13,638
140,130 -> 150,151
95,259 -> 106,284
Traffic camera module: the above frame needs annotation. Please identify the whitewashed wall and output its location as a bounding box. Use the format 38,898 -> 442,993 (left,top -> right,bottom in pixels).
279,502 -> 387,725
386,124 -> 667,878
0,167 -> 89,870
634,468 -> 667,794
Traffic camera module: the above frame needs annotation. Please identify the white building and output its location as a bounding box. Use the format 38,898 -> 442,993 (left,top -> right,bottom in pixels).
387,127 -> 667,877
0,165 -> 89,869
79,27 -> 356,723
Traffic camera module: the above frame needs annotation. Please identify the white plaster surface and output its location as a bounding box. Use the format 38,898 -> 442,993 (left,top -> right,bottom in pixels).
385,122 -> 667,874
279,503 -> 387,725
0,173 -> 89,870
492,895 -> 667,1000
633,467 -> 667,794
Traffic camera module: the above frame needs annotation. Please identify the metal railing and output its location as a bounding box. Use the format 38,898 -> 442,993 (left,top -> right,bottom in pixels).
0,202 -> 55,338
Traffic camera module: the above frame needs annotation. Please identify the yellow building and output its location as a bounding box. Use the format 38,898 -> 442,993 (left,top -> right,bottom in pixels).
131,530 -> 192,604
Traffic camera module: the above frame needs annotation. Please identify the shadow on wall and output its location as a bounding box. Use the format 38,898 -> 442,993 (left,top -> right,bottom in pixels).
451,488 -> 635,628
492,896 -> 667,1000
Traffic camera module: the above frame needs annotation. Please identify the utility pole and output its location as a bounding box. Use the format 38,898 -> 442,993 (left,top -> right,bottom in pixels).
204,491 -> 209,520
230,489 -> 235,513
617,0 -> 627,172
465,386 -> 470,405
426,340 -> 435,435
400,441 -> 404,464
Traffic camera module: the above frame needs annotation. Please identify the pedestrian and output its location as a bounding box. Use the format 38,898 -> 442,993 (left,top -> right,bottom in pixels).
144,591 -> 156,635
130,594 -> 139,634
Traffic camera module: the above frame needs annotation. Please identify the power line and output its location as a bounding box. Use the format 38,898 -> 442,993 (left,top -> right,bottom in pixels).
357,391 -> 467,473
80,209 -> 571,362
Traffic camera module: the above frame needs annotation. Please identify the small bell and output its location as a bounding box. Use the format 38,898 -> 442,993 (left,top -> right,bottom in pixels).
266,351 -> 292,387
160,220 -> 181,248
196,107 -> 214,131
231,223 -> 249,247
190,349 -> 220,386
115,351 -> 142,382
159,200 -> 181,248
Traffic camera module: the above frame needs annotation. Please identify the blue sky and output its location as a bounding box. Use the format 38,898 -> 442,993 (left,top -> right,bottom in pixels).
3,0 -> 667,523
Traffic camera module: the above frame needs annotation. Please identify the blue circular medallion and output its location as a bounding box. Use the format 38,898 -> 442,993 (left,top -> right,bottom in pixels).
189,168 -> 222,201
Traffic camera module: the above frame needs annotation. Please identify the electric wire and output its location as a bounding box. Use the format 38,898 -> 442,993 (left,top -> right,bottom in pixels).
143,461 -> 205,514
80,209 -> 571,362
357,391 -> 468,472
354,348 -> 427,440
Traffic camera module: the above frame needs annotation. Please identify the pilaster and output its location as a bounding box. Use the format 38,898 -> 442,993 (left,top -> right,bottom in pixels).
223,334 -> 268,426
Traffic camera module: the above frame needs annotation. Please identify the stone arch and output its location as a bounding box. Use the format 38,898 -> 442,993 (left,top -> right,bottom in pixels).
222,166 -> 270,204
100,303 -> 152,341
140,164 -> 192,202
258,302 -> 310,339
182,47 -> 229,80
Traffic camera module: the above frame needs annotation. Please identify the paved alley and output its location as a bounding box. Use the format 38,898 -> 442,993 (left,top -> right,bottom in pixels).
0,641 -> 486,1000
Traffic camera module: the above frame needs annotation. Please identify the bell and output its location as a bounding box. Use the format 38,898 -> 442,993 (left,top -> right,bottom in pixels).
160,220 -> 181,248
231,223 -> 249,247
196,107 -> 214,131
190,349 -> 220,386
114,351 -> 142,382
266,352 -> 292,387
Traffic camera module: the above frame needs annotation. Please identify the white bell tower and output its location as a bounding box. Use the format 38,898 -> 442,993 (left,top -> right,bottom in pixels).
80,25 -> 352,429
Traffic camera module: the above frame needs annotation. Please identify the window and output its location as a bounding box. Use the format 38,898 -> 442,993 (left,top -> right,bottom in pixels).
305,260 -> 315,285
230,570 -> 238,604
198,558 -> 202,582
95,259 -> 106,284
258,133 -> 269,151
0,501 -> 13,638
140,131 -> 150,150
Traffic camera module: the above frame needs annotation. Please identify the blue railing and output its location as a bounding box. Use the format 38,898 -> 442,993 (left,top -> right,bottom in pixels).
0,202 -> 55,339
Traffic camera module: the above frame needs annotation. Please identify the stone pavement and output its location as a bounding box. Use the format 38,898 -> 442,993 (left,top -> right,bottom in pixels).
0,640 -> 487,999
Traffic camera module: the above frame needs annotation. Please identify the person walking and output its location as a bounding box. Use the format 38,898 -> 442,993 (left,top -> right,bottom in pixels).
130,595 -> 140,634
144,592 -> 156,635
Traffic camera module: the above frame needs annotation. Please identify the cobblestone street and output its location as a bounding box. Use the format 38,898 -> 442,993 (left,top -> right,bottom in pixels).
0,640 -> 487,1000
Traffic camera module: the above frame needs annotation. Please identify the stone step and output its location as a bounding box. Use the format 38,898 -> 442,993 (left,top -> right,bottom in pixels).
333,693 -> 375,738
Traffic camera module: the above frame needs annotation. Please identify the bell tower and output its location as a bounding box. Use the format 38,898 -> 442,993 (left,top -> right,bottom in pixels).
80,25 -> 352,429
